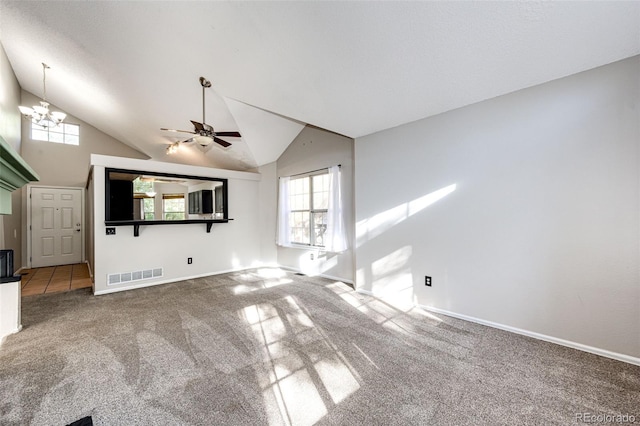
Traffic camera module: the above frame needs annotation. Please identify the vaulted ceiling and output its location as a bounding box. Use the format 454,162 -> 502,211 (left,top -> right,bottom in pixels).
1,1 -> 638,171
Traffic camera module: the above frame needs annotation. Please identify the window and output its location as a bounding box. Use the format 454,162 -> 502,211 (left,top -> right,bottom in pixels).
288,172 -> 330,247
31,122 -> 79,145
137,198 -> 155,220
278,165 -> 347,252
163,194 -> 185,220
133,178 -> 155,220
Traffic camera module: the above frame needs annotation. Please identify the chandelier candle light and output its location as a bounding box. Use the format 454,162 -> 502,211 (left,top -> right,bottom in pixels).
19,63 -> 66,128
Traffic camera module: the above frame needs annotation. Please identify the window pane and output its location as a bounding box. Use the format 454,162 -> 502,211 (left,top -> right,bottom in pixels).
64,134 -> 79,145
313,174 -> 330,210
49,132 -> 64,143
133,178 -> 154,194
32,129 -> 48,141
142,197 -> 155,220
163,198 -> 185,212
163,195 -> 185,220
289,211 -> 310,244
64,123 -> 79,135
313,212 -> 327,247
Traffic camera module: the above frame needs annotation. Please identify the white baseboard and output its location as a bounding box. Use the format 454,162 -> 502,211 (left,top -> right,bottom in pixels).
0,325 -> 22,346
278,265 -> 354,285
355,289 -> 640,367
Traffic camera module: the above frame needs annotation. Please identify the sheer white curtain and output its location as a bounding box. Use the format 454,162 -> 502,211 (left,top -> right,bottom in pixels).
325,165 -> 347,252
276,176 -> 291,246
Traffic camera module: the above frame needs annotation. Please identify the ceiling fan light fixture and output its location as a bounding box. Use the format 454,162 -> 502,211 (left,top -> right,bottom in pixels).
166,142 -> 180,155
194,135 -> 213,147
18,63 -> 66,129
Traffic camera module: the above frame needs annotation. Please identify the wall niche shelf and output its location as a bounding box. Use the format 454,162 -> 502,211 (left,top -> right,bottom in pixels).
105,219 -> 232,237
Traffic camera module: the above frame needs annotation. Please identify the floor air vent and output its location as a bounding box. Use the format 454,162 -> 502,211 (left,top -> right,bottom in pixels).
107,268 -> 163,286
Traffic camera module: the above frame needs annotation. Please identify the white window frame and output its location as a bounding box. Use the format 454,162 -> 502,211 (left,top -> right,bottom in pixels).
31,122 -> 80,145
162,194 -> 186,220
289,170 -> 329,248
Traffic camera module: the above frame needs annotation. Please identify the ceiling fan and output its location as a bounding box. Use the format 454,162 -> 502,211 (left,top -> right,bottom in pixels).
161,77 -> 241,153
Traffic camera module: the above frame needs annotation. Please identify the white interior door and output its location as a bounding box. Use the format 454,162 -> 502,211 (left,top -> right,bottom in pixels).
31,187 -> 83,268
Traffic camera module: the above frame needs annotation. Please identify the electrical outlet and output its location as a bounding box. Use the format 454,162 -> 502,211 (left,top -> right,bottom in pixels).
106,227 -> 116,235
425,276 -> 432,287
310,253 -> 314,260
187,257 -> 192,264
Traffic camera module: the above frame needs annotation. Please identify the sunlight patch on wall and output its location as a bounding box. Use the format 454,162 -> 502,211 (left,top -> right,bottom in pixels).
371,246 -> 414,311
356,184 -> 457,247
296,251 -> 339,277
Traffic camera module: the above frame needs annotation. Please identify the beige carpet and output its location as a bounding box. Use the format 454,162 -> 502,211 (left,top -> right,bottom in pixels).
1,269 -> 638,425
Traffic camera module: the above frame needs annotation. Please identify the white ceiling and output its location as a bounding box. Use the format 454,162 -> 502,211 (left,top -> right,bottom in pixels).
1,1 -> 638,171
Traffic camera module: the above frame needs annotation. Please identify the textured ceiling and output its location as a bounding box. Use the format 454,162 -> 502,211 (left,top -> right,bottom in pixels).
1,1 -> 638,170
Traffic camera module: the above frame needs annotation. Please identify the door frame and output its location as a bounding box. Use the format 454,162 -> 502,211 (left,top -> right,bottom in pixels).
26,185 -> 85,269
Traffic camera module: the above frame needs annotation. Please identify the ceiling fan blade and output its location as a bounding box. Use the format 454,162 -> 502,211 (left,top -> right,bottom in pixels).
190,120 -> 205,132
215,131 -> 241,138
213,137 -> 232,148
181,137 -> 195,143
161,128 -> 196,134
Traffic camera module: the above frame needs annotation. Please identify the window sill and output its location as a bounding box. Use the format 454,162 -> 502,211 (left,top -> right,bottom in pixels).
278,243 -> 326,252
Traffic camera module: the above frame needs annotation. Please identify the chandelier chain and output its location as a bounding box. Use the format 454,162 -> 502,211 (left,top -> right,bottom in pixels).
42,63 -> 50,101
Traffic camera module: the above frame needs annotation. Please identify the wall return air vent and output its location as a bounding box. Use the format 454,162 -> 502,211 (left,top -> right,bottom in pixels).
107,268 -> 163,286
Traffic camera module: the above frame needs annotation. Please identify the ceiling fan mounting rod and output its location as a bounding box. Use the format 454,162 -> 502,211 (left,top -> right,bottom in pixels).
200,76 -> 211,127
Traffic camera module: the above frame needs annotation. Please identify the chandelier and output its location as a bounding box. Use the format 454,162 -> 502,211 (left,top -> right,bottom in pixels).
18,63 -> 66,128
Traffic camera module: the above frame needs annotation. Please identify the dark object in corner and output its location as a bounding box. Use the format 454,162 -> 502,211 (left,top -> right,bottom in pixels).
0,249 -> 20,284
0,249 -> 14,278
67,416 -> 93,426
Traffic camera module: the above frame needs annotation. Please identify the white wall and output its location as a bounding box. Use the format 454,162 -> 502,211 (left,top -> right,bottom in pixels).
0,41 -> 23,343
0,41 -> 23,269
277,126 -> 354,282
91,155 -> 264,294
355,56 -> 640,360
258,161 -> 278,266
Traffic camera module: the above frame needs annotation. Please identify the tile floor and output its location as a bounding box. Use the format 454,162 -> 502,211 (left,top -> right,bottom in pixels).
20,263 -> 92,296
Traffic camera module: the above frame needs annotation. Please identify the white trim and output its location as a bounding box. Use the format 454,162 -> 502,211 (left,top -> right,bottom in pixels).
355,289 -> 640,367
278,264 -> 354,285
26,184 -> 85,269
0,325 -> 22,346
85,260 -> 94,278
90,154 -> 261,181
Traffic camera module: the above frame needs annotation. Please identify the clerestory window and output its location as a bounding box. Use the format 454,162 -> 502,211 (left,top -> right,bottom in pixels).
31,122 -> 79,145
